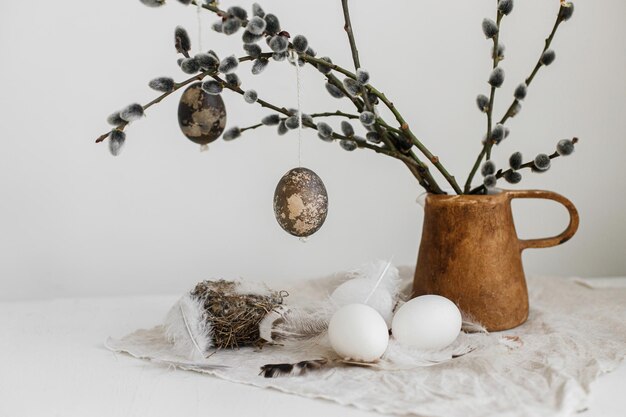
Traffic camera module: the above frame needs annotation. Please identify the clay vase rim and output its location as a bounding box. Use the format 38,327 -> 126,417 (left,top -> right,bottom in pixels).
418,189 -> 511,206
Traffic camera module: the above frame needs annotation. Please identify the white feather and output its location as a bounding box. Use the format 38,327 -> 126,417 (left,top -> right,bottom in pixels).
331,260 -> 401,326
163,294 -> 213,361
381,334 -> 476,369
259,304 -> 332,343
462,320 -> 489,334
233,278 -> 274,297
259,305 -> 288,343
364,259 -> 393,304
348,260 -> 400,294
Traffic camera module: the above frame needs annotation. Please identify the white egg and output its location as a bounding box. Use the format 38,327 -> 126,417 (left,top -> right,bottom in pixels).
391,295 -> 462,351
328,304 -> 389,362
331,278 -> 395,326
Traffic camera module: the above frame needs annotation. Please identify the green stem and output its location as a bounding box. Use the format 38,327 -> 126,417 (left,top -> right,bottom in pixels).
240,123 -> 263,133
95,54 -> 266,143
198,0 -> 445,191
325,73 -> 364,112
309,111 -> 359,120
340,0 -> 361,70
365,84 -> 461,194
239,111 -> 360,132
211,74 -> 420,167
469,150 -> 563,195
106,1 -> 448,192
499,14 -> 562,125
464,11 -> 503,192
466,8 -> 565,191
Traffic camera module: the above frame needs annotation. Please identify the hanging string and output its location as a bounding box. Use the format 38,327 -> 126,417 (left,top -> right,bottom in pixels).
196,1 -> 205,155
196,1 -> 203,51
293,50 -> 303,167
292,50 -> 307,243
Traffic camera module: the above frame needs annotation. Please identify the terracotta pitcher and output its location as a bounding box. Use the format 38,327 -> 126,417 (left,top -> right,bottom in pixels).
412,189 -> 579,331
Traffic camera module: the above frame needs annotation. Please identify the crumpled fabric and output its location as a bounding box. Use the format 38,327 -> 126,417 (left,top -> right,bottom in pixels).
106,267 -> 626,417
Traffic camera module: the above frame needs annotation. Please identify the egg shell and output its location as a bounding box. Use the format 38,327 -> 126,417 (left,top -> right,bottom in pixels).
273,167 -> 328,237
391,295 -> 462,351
177,82 -> 227,145
331,278 -> 395,326
328,303 -> 389,362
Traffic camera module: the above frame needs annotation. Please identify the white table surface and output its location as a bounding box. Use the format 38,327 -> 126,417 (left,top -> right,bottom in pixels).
0,293 -> 624,417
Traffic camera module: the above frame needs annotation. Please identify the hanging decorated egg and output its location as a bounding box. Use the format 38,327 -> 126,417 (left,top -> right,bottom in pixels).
177,82 -> 226,145
273,167 -> 328,237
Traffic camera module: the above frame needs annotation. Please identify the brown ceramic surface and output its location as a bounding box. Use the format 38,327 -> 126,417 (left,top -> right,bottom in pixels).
412,189 -> 579,331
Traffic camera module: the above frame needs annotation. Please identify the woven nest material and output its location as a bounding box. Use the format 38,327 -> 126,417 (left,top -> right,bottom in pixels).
190,280 -> 285,349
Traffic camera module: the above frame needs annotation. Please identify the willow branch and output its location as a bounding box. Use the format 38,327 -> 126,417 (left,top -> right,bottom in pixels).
339,1 -> 426,188
194,1 -> 232,20
470,150 -> 561,195
301,59 -> 433,189
339,0 -> 374,111
464,11 -> 504,192
197,0 -> 416,178
498,14 -> 562,125
326,73 -> 364,112
340,0 -> 361,70
210,74 -> 420,166
94,54 -> 267,143
193,0 -> 438,189
302,55 -> 357,79
95,69 -> 211,143
464,147 -> 487,192
310,111 -> 359,119
240,111 -> 360,133
466,7 -> 566,191
485,12 -> 503,162
240,123 -> 263,133
366,84 -> 460,194
302,53 -> 459,193
104,2 -> 440,190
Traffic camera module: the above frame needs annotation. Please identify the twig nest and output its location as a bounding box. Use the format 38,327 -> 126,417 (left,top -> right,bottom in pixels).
328,304 -> 389,362
273,167 -> 328,237
164,279 -> 285,359
178,82 -> 227,145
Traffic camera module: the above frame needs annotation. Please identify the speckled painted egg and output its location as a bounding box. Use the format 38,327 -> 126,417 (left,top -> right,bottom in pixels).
273,167 -> 328,237
177,82 -> 226,145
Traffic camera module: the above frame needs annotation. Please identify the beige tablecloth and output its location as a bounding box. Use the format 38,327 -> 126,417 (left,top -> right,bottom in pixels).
107,268 -> 626,417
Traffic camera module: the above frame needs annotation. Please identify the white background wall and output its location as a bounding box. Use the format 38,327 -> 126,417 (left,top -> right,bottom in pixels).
0,0 -> 624,301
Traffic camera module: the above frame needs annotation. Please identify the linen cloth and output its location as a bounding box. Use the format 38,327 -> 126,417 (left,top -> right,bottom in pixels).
107,268 -> 626,417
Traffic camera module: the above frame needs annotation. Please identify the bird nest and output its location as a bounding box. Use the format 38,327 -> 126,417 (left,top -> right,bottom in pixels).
190,279 -> 285,349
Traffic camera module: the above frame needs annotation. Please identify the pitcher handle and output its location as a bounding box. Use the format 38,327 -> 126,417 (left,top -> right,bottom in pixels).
507,190 -> 579,250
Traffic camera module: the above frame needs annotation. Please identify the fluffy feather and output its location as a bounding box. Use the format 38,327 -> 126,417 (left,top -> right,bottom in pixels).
260,359 -> 329,378
381,336 -> 476,370
150,358 -> 230,371
260,357 -> 384,378
163,294 -> 213,361
461,311 -> 490,334
331,260 -> 401,326
233,278 -> 274,297
259,304 -> 331,343
462,320 -> 489,334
